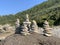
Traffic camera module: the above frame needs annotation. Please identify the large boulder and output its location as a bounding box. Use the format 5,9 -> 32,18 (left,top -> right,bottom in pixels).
1,33 -> 60,45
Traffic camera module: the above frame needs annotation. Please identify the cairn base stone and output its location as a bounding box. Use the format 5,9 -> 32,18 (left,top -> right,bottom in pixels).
21,32 -> 30,36
44,33 -> 52,37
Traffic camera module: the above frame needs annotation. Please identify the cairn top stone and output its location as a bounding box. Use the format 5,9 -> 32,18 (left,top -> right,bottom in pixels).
32,20 -> 37,25
25,14 -> 30,22
15,18 -> 20,24
26,14 -> 29,19
44,20 -> 49,25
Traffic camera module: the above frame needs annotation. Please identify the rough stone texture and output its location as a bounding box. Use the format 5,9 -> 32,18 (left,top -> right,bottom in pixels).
0,33 -> 60,45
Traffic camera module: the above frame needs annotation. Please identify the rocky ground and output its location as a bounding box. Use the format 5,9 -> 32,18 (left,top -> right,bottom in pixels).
0,33 -> 60,45
0,26 -> 60,45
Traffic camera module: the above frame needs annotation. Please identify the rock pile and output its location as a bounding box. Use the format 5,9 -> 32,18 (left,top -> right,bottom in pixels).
15,14 -> 53,36
21,14 -> 31,35
0,24 -> 15,33
21,14 -> 40,35
43,20 -> 52,36
31,20 -> 39,33
0,14 -> 53,37
21,24 -> 30,35
23,14 -> 31,31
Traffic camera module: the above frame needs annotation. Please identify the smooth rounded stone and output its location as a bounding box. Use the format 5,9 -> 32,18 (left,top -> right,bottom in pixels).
44,33 -> 52,37
25,14 -> 30,22
44,20 -> 49,25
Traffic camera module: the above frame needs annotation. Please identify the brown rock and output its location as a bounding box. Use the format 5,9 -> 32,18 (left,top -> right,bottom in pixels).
2,33 -> 60,45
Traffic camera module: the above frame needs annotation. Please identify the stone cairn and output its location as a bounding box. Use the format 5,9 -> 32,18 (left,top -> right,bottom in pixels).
21,14 -> 31,35
31,20 -> 39,33
43,20 -> 52,36
23,14 -> 31,31
15,18 -> 21,34
15,18 -> 20,28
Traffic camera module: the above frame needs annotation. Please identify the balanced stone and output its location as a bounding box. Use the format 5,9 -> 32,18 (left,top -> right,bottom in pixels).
21,24 -> 30,35
43,20 -> 52,37
25,14 -> 30,22
31,20 -> 39,33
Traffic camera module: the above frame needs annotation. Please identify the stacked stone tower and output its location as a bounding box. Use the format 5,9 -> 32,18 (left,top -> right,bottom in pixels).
15,18 -> 20,34
21,14 -> 31,35
43,20 -> 52,36
31,20 -> 39,33
21,24 -> 30,35
23,14 -> 31,31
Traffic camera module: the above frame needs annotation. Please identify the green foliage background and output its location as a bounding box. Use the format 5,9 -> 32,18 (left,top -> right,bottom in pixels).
0,0 -> 60,26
